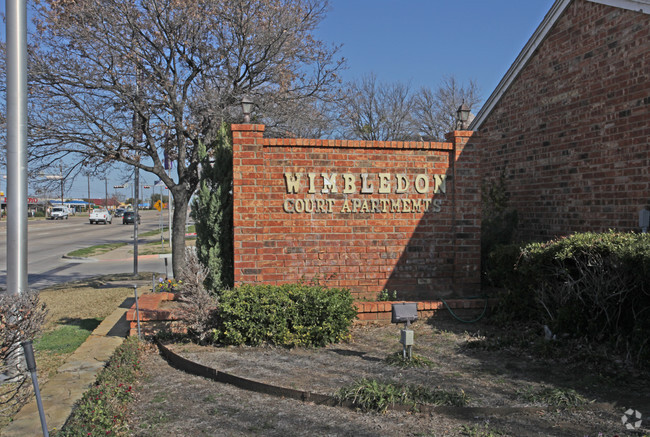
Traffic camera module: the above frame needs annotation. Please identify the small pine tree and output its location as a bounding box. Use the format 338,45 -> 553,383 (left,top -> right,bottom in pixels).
191,124 -> 234,291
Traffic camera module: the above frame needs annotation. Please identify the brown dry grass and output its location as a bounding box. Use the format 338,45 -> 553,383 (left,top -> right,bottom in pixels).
34,280 -> 134,383
39,281 -> 134,331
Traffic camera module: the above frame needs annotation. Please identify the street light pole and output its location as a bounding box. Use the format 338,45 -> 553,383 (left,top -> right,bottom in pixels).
6,0 -> 29,295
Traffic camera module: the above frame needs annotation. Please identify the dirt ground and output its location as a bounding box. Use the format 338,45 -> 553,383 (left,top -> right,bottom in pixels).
127,316 -> 650,436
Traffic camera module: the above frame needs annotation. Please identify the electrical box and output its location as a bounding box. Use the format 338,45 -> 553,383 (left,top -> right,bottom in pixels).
400,329 -> 414,346
640,209 -> 650,232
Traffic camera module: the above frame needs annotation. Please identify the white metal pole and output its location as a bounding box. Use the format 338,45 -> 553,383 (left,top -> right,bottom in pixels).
6,0 -> 29,295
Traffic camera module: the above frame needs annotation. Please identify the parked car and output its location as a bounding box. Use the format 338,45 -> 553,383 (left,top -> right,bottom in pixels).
50,206 -> 69,220
113,208 -> 126,218
89,208 -> 112,225
122,211 -> 141,225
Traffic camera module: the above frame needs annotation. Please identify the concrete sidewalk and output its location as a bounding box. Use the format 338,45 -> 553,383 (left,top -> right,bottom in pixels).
1,287 -> 146,436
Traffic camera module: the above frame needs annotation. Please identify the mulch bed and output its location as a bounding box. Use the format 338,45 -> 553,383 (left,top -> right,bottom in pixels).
128,318 -> 649,436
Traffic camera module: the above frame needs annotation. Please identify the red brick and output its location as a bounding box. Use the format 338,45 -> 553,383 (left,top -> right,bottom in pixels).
232,125 -> 481,298
477,0 -> 650,240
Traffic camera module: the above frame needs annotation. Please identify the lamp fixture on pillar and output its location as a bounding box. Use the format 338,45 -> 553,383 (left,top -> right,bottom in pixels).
241,96 -> 253,123
456,102 -> 470,130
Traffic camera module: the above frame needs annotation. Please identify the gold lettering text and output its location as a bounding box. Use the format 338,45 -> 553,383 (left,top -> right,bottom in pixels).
284,173 -> 301,194
414,174 -> 429,194
396,174 -> 409,193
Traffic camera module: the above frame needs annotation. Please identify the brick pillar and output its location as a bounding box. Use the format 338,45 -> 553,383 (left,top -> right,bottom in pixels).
231,123 -> 266,286
445,130 -> 481,296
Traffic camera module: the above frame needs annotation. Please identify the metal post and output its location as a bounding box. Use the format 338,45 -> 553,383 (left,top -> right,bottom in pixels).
6,0 -> 29,296
133,285 -> 141,339
59,165 -> 64,206
133,166 -> 139,275
167,174 -> 172,250
160,185 -> 164,249
22,341 -> 49,437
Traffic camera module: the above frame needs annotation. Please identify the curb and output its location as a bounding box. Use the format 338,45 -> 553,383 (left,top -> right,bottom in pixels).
61,253 -> 168,262
61,254 -> 91,260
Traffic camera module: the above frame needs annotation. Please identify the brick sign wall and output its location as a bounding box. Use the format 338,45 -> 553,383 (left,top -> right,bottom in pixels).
232,124 -> 481,300
478,0 -> 650,241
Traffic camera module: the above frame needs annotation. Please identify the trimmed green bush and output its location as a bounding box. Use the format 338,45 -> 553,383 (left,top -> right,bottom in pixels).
488,232 -> 650,365
214,283 -> 357,347
57,337 -> 142,436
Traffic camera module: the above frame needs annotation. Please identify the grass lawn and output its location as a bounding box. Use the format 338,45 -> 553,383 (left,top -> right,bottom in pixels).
67,242 -> 127,258
65,225 -> 195,258
130,238 -> 195,256
35,277 -> 137,380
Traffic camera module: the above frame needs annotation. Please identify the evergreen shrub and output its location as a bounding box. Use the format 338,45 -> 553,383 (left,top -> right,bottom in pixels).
481,171 -> 518,284
488,232 -> 650,364
214,283 -> 357,347
191,124 -> 233,291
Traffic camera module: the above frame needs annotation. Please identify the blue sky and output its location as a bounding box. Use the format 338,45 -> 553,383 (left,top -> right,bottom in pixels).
2,0 -> 557,198
316,0 -> 556,98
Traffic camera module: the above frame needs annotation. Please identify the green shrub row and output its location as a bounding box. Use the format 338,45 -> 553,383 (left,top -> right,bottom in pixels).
213,283 -> 357,347
56,337 -> 142,436
488,232 -> 650,365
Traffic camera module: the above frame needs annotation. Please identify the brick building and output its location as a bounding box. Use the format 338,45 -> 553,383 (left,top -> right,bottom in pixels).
471,0 -> 650,241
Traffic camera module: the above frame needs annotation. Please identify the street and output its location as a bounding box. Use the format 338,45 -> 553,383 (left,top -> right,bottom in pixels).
0,209 -> 172,290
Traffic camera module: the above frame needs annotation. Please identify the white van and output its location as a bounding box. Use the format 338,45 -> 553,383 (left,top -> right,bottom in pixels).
50,206 -> 69,220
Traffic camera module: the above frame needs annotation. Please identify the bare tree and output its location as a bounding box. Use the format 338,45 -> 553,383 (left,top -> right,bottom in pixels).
337,74 -> 415,141
15,0 -> 343,276
412,75 -> 481,141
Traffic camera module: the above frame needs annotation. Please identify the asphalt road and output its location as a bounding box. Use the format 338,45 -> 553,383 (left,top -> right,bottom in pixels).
0,209 -> 172,290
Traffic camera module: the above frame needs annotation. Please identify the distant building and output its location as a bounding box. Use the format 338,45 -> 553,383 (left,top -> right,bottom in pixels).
471,0 -> 650,241
49,199 -> 91,212
88,198 -> 121,209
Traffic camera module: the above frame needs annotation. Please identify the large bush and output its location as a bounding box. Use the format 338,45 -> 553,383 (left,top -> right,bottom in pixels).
488,232 -> 650,364
214,283 -> 357,347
